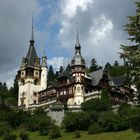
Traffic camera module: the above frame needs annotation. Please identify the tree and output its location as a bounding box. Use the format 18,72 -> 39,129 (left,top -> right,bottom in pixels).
120,2 -> 140,92
104,62 -> 111,74
47,65 -> 55,85
59,66 -> 64,74
114,60 -> 119,67
0,82 -> 9,103
89,58 -> 102,72
66,64 -> 71,72
101,90 -> 111,111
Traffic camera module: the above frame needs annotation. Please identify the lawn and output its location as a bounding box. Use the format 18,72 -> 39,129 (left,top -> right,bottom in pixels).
0,129 -> 139,140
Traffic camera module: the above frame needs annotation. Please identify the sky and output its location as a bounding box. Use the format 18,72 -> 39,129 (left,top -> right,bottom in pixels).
0,0 -> 136,87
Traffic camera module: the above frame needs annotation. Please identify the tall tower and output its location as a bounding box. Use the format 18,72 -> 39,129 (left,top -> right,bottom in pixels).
68,29 -> 86,105
18,23 -> 41,108
41,51 -> 47,90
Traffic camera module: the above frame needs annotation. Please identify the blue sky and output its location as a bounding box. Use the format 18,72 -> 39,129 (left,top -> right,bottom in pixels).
0,0 -> 136,86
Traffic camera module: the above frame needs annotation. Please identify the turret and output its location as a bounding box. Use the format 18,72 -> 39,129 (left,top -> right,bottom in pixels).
41,52 -> 47,90
18,20 -> 41,108
68,29 -> 85,106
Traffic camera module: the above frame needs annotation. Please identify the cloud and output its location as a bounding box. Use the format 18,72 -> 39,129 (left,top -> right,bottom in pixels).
48,57 -> 69,71
0,0 -> 43,86
0,0 -> 137,87
53,0 -> 136,66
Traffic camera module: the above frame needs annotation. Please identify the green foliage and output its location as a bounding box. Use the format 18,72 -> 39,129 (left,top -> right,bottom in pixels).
101,90 -> 111,110
104,62 -> 112,74
120,2 -> 140,91
0,122 -> 11,136
88,123 -> 103,134
118,103 -> 132,117
81,98 -> 111,112
109,66 -> 127,76
88,58 -> 102,72
49,125 -> 61,139
78,112 -> 90,130
114,60 -> 119,67
74,130 -> 81,138
47,65 -> 55,86
0,82 -> 9,103
3,133 -> 17,140
59,66 -> 64,74
63,112 -> 90,132
27,115 -> 40,132
129,108 -> 140,133
99,111 -> 128,132
19,131 -> 29,140
39,117 -> 51,136
63,112 -> 79,132
33,107 -> 46,116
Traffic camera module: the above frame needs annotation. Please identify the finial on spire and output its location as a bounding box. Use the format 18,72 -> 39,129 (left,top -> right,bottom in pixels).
76,27 -> 80,46
30,15 -> 35,46
31,15 -> 34,41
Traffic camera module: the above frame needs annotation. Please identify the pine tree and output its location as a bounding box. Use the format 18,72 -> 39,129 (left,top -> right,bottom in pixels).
47,65 -> 55,86
120,2 -> 140,89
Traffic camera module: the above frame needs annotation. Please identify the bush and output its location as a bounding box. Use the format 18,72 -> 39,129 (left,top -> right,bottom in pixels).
81,98 -> 110,112
0,122 -> 11,136
74,131 -> 81,138
63,112 -> 79,132
78,112 -> 90,130
88,123 -> 103,134
27,115 -> 40,131
3,133 -> 17,140
136,136 -> 140,140
19,131 -> 29,140
39,117 -> 51,136
49,125 -> 61,139
118,102 -> 131,117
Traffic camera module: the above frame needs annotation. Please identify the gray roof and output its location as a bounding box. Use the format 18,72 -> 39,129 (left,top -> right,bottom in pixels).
109,75 -> 126,87
89,69 -> 103,86
26,45 -> 38,66
58,70 -> 74,82
71,29 -> 85,67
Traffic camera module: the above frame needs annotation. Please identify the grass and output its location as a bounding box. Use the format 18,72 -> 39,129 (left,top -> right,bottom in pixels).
0,129 -> 139,140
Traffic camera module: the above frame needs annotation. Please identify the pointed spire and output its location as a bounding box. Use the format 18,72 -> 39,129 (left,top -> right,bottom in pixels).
30,16 -> 34,46
76,27 -> 80,46
31,16 -> 34,41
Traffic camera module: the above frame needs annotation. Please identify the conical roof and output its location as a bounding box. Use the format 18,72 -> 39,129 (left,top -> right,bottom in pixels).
25,21 -> 39,67
71,28 -> 85,67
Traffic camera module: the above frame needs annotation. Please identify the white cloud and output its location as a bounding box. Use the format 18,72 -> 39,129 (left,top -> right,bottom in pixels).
89,14 -> 113,45
48,57 -> 69,71
0,0 -> 43,87
61,0 -> 93,19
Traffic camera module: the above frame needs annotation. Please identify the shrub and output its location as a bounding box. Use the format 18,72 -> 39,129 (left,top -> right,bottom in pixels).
88,123 -> 103,134
49,125 -> 61,139
19,131 -> 29,140
63,112 -> 79,132
39,117 -> 51,136
3,133 -> 17,140
78,112 -> 90,130
118,102 -> 131,117
0,122 -> 11,136
27,115 -> 40,131
74,131 -> 81,138
136,136 -> 140,140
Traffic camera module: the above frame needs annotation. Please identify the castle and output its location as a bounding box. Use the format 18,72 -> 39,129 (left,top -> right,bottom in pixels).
17,25 -> 135,110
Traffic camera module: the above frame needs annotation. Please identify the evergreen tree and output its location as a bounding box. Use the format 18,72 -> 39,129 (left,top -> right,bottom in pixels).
89,58 -> 102,72
104,62 -> 111,74
66,64 -> 71,72
120,2 -> 140,93
114,60 -> 119,67
47,65 -> 55,85
59,66 -> 64,74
